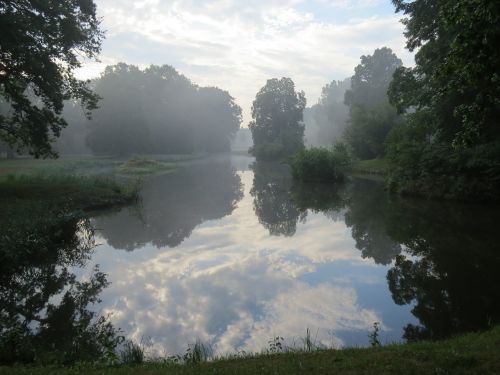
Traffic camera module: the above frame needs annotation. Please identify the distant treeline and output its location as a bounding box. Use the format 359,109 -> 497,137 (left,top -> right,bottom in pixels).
56,63 -> 242,155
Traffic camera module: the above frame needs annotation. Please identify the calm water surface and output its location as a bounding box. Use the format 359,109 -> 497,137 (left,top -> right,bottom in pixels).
74,155 -> 500,355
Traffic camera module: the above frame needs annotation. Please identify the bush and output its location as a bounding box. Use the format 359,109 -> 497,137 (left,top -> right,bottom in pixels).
289,145 -> 351,182
387,122 -> 500,201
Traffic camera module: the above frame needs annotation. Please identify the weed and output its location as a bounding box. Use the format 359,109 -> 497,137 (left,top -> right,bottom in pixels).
184,340 -> 212,364
368,322 -> 381,347
120,340 -> 145,365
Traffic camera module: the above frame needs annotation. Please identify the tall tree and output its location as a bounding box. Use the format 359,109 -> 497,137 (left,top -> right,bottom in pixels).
86,63 -> 241,155
0,0 -> 103,157
344,47 -> 402,159
386,0 -> 500,200
249,78 -> 306,160
304,78 -> 350,147
389,0 -> 500,147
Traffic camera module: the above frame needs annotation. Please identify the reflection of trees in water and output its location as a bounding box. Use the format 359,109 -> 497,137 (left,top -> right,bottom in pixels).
94,160 -> 243,250
344,179 -> 402,265
250,162 -> 306,236
0,212 -> 120,364
289,175 -> 500,341
385,201 -> 500,341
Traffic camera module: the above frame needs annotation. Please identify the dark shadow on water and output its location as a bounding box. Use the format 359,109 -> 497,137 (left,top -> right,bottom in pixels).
290,174 -> 500,342
93,159 -> 243,250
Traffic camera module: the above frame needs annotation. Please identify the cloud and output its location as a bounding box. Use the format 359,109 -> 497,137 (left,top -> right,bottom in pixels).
76,0 -> 413,125
83,170 -> 401,356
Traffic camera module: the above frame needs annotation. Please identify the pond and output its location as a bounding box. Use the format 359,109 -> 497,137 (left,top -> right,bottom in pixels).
4,154 -> 500,359
79,155 -> 500,355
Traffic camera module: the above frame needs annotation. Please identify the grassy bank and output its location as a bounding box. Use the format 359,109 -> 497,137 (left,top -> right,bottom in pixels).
0,174 -> 139,220
0,154 -> 202,179
0,154 -> 204,219
3,327 -> 499,374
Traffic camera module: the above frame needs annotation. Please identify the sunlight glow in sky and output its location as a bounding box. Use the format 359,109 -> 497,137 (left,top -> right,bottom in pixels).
76,0 -> 413,125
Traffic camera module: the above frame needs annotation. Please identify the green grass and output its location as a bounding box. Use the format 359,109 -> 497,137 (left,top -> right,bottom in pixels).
0,174 -> 139,222
350,158 -> 389,176
116,157 -> 175,176
3,327 -> 500,374
0,154 -> 202,179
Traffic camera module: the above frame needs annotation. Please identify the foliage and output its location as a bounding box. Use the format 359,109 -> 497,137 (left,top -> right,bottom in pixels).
249,78 -> 306,160
344,103 -> 400,159
0,212 -> 123,365
387,0 -> 500,200
120,340 -> 145,365
386,121 -> 500,201
85,63 -> 242,156
345,47 -> 402,111
184,340 -> 212,364
343,47 -> 402,159
0,0 -> 103,157
368,322 -> 381,347
289,145 -> 350,182
389,0 -> 500,148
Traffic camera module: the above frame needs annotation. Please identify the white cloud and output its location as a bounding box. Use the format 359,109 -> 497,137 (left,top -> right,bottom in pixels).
75,0 -> 412,125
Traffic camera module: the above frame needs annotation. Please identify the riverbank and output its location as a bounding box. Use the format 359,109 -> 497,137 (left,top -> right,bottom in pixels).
2,326 -> 499,374
0,154 -> 205,218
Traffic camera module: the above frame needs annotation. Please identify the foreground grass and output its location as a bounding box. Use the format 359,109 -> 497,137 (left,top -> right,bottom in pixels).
3,327 -> 500,375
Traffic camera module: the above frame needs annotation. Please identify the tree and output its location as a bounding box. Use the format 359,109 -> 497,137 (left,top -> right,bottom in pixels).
304,78 -> 350,147
343,48 -> 402,159
249,78 -> 306,160
389,0 -> 500,148
86,63 -> 149,155
0,0 -> 103,157
386,0 -> 500,200
86,63 -> 242,155
345,47 -> 402,111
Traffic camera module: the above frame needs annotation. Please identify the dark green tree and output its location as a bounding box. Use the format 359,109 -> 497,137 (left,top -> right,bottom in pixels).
389,0 -> 500,147
0,0 -> 103,157
344,47 -> 402,159
387,0 -> 500,200
249,78 -> 306,160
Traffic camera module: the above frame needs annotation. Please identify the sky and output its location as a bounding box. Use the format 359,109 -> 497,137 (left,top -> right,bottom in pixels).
76,0 -> 413,126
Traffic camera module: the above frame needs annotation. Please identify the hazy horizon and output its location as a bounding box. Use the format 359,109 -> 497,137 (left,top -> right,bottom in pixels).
75,0 -> 414,126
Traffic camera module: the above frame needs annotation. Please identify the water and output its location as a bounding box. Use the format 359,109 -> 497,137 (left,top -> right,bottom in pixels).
5,155 -> 500,358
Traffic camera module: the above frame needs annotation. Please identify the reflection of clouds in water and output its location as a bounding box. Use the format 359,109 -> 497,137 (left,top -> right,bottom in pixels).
89,171 -> 385,355
102,253 -> 380,355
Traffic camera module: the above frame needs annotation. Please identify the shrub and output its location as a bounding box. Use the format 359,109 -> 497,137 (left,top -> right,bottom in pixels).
289,145 -> 351,182
387,122 -> 500,201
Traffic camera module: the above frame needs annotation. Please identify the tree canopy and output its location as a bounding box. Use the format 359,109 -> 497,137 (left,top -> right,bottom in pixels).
85,63 -> 242,155
249,77 -> 306,160
389,0 -> 500,148
386,0 -> 500,200
0,0 -> 103,157
343,47 -> 402,159
304,78 -> 350,147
